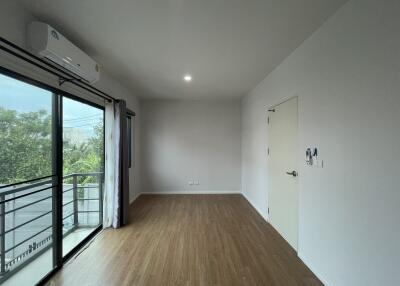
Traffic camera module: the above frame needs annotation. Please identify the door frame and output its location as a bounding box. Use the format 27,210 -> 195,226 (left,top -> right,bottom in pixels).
266,95 -> 300,251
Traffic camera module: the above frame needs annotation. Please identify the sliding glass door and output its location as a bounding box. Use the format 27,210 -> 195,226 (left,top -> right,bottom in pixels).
0,73 -> 56,285
62,98 -> 104,257
0,71 -> 104,285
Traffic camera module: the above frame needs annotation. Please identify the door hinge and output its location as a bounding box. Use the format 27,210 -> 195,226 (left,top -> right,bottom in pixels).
267,117 -> 269,124
267,148 -> 269,155
268,207 -> 270,214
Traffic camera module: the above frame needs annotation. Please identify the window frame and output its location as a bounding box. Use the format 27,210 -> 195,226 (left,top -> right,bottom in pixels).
0,65 -> 104,285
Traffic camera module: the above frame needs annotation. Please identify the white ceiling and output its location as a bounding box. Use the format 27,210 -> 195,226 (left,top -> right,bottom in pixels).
19,0 -> 347,99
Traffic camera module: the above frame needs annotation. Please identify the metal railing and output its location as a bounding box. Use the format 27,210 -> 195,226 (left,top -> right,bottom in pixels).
0,172 -> 103,282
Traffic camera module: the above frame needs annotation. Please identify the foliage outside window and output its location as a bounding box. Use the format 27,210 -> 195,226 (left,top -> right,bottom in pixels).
0,107 -> 104,185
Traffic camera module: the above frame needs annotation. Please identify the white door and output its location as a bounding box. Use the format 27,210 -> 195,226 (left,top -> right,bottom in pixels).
267,97 -> 298,251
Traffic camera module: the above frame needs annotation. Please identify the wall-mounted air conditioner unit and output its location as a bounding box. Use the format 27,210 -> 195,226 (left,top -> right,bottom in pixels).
27,21 -> 100,84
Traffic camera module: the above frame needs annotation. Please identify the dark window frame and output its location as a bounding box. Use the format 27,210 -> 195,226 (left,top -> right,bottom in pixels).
0,65 -> 104,285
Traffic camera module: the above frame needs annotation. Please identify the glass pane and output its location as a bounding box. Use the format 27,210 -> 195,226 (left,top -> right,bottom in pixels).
62,97 -> 103,257
0,73 -> 55,286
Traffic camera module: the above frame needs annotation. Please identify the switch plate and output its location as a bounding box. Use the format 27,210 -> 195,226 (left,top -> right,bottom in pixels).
194,180 -> 199,185
306,147 -> 324,168
188,180 -> 194,185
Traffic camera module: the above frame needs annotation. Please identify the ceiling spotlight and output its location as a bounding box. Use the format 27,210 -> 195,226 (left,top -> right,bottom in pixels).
183,75 -> 192,82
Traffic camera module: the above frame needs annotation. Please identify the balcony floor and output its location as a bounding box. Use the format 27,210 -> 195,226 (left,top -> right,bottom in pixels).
2,228 -> 96,286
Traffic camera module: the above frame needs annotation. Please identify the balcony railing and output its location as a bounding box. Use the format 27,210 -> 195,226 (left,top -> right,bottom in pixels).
0,172 -> 103,283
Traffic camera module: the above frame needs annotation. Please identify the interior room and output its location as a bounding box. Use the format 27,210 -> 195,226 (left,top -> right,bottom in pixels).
0,0 -> 399,285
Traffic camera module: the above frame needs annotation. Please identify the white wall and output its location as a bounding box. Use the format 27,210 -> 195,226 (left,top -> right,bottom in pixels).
241,0 -> 400,285
0,0 -> 141,202
141,99 -> 241,193
4,0 -> 400,284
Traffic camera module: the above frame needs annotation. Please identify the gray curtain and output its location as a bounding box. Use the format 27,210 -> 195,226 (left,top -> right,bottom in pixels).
118,100 -> 129,227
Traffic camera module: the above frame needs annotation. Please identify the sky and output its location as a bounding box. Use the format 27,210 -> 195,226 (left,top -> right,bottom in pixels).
0,73 -> 103,138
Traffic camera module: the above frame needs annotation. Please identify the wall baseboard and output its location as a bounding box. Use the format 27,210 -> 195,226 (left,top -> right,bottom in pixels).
241,192 -> 328,286
129,191 -> 241,204
298,252 -> 330,286
241,192 -> 269,222
129,192 -> 142,205
141,190 -> 242,195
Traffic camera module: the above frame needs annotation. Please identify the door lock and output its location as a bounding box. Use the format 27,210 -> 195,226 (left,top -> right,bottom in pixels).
286,171 -> 298,177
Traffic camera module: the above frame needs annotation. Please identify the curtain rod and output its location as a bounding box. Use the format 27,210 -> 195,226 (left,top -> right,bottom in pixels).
126,108 -> 136,117
0,36 -> 116,103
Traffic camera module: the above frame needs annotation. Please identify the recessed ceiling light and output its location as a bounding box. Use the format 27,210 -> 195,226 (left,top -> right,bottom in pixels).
183,74 -> 192,82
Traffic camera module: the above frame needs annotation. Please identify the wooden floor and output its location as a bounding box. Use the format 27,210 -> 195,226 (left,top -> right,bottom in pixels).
48,195 -> 322,286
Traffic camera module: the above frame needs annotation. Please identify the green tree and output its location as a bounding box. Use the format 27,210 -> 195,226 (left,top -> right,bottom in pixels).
63,124 -> 103,184
0,108 -> 103,185
0,107 -> 52,184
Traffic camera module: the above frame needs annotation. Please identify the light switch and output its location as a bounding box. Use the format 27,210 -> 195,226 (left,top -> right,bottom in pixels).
306,147 -> 324,168
188,180 -> 194,185
194,180 -> 199,185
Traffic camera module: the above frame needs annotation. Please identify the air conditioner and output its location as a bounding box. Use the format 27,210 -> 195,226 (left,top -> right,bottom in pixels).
27,22 -> 100,84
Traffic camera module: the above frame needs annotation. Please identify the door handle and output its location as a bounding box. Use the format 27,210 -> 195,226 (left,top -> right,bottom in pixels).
286,171 -> 298,177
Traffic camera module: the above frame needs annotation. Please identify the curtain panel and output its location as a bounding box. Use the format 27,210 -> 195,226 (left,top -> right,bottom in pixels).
103,99 -> 129,228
